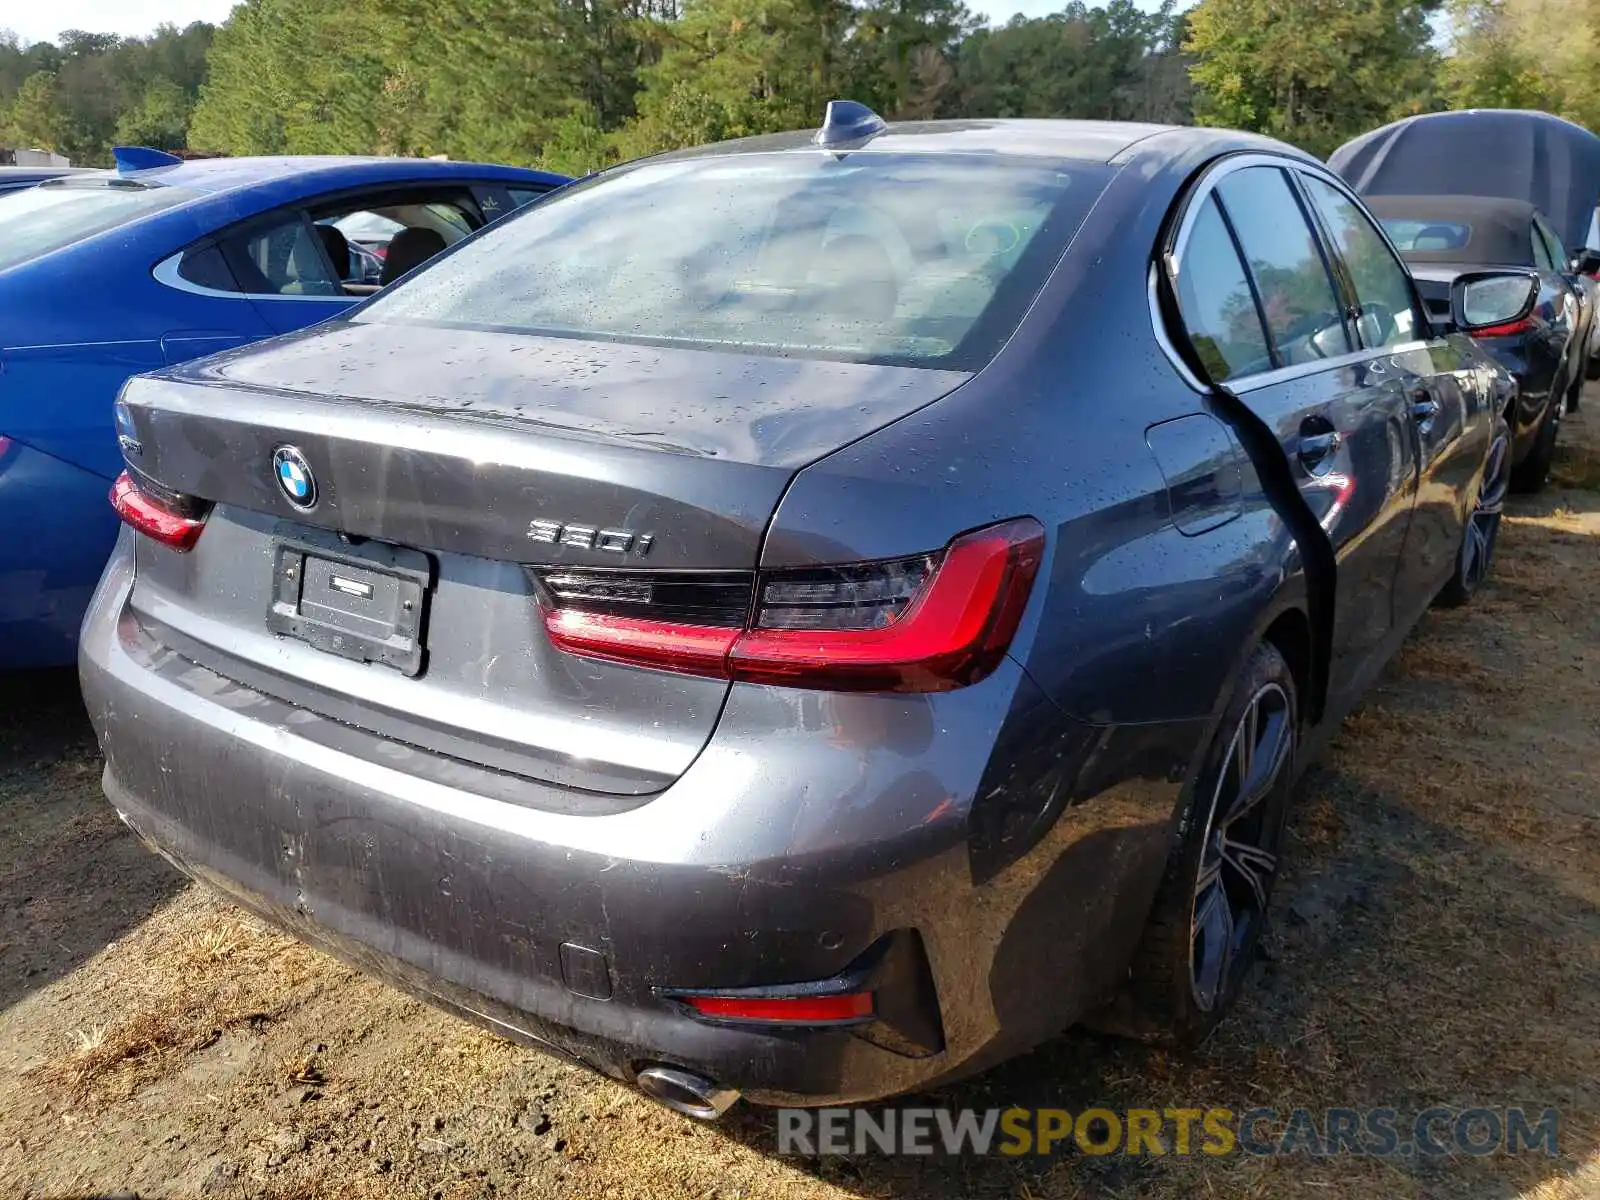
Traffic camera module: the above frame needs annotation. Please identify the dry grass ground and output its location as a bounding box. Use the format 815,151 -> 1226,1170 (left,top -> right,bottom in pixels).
2,390 -> 1598,1200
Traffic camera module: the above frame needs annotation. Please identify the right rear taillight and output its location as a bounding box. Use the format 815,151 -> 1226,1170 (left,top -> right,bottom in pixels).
538,517 -> 1045,693
110,470 -> 208,551
1470,317 -> 1534,338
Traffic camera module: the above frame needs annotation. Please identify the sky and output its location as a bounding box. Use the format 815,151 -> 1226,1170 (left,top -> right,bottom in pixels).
4,0 -> 1178,49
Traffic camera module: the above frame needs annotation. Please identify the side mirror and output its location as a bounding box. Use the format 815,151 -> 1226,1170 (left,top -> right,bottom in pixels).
1571,248 -> 1600,276
1451,270 -> 1539,334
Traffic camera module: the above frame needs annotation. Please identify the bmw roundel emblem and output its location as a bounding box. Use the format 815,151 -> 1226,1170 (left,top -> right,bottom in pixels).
272,446 -> 317,510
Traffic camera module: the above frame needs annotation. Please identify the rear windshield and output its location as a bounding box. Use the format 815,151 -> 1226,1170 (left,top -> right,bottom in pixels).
1379,218 -> 1473,254
0,180 -> 195,273
356,153 -> 1114,368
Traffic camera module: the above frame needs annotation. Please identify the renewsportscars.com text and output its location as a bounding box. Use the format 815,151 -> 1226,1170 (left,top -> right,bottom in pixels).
776,1106 -> 1560,1158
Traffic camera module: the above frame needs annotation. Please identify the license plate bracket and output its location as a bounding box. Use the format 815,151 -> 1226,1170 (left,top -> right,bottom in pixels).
267,529 -> 432,676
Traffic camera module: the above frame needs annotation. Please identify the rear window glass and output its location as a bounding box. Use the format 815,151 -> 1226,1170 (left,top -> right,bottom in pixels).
1379,219 -> 1472,253
0,180 -> 194,273
356,153 -> 1114,368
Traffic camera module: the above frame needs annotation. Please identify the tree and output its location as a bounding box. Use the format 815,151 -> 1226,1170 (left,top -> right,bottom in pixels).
613,0 -> 844,158
1443,0 -> 1600,130
115,77 -> 191,148
1185,0 -> 1441,156
955,1 -> 1189,123
6,70 -> 60,149
851,0 -> 975,118
0,23 -> 216,163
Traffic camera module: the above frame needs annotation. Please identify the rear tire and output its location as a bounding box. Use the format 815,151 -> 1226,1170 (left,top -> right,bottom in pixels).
1436,414 -> 1511,608
1092,641 -> 1297,1046
1510,397 -> 1561,493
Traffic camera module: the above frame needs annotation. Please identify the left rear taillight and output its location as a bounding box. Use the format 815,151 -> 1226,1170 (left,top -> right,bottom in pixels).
110,470 -> 209,551
538,516 -> 1045,693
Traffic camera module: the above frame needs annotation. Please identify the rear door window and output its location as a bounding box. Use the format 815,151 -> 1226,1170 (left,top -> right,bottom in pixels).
1173,195 -> 1274,381
175,190 -> 484,299
0,179 -> 195,272
227,214 -> 342,296
1216,168 -> 1351,366
318,194 -> 480,292
1298,175 -> 1423,349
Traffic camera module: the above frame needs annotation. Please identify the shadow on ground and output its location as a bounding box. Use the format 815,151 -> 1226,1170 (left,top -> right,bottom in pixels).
0,668 -> 186,1010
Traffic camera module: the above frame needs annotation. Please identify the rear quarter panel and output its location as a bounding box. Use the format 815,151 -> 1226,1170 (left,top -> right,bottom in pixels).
768,147 -> 1297,731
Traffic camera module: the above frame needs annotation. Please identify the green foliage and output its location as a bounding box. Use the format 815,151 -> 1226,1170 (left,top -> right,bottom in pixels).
0,23 -> 213,164
958,0 -> 1190,122
1443,0 -> 1600,131
3,0 -> 1592,176
614,0 -> 850,158
1184,0 -> 1442,158
6,71 -> 60,149
540,108 -> 615,176
115,78 -> 191,149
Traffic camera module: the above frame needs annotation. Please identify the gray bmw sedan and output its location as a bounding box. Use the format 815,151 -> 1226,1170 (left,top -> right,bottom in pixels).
83,104 -> 1525,1117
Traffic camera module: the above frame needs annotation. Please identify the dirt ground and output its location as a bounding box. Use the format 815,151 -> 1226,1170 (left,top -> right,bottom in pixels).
2,389 -> 1598,1200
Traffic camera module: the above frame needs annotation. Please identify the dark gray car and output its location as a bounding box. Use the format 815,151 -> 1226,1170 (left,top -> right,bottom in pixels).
82,107 -> 1528,1118
1367,193 -> 1591,489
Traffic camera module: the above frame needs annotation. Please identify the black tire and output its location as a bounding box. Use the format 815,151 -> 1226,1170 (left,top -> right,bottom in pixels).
1510,396 -> 1561,493
1435,414 -> 1511,608
1092,641 -> 1298,1047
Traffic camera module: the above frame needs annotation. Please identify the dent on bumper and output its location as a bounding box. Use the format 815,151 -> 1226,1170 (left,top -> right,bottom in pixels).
80,534 -> 1200,1103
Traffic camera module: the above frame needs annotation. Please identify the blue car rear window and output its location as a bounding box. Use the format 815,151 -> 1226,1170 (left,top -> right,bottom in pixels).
0,180 -> 196,273
356,153 -> 1114,369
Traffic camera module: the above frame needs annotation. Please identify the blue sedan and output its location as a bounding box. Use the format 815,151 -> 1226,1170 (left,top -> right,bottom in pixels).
0,148 -> 566,668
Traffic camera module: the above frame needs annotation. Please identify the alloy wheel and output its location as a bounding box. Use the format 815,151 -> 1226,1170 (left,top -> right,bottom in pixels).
1189,681 -> 1293,1012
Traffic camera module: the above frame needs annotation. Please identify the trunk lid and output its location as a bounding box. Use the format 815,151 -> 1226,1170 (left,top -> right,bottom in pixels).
118,319 -> 968,798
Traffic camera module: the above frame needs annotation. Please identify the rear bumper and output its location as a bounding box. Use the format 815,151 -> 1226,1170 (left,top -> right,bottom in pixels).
81,532 -> 1195,1105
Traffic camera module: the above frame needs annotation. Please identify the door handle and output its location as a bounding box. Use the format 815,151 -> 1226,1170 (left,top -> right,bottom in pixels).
1297,429 -> 1342,470
1411,392 -> 1440,423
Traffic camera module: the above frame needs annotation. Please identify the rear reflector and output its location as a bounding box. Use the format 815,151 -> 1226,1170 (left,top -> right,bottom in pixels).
110,470 -> 207,550
678,991 -> 875,1025
1470,317 -> 1534,338
539,517 -> 1045,692
544,609 -> 737,675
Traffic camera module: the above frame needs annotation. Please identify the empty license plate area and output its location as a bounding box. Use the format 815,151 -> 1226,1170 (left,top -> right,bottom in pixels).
267,529 -> 433,675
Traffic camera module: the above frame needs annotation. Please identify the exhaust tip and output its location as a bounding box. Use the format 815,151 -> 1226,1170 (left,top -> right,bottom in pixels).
635,1065 -> 740,1120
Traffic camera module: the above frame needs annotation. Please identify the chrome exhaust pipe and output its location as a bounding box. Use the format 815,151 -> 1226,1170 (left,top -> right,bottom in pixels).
635,1065 -> 740,1120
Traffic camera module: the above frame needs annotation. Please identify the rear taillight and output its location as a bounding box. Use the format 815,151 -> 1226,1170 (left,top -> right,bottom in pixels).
1470,317 -> 1534,338
110,470 -> 208,550
539,517 -> 1045,693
